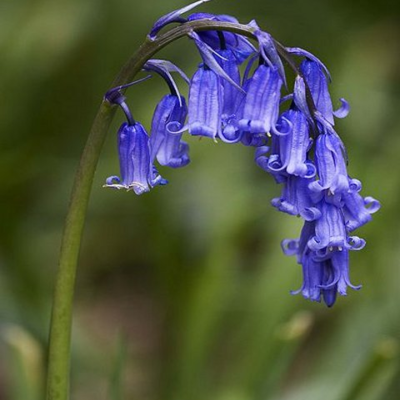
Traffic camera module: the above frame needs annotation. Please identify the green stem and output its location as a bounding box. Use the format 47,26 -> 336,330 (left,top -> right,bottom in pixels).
45,19 -> 296,400
45,103 -> 115,400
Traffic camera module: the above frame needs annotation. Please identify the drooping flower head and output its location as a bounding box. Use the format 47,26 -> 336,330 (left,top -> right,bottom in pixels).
103,2 -> 381,306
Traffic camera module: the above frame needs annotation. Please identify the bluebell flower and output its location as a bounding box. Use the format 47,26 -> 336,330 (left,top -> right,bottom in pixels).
185,31 -> 246,140
343,191 -> 381,232
216,49 -> 242,122
215,48 -> 246,143
308,132 -> 349,204
265,107 -> 315,178
187,64 -> 222,139
299,59 -> 350,126
238,64 -> 283,136
307,201 -> 366,254
299,59 -> 334,125
285,47 -> 331,80
150,94 -> 189,168
105,122 -> 166,195
271,176 -> 321,220
283,221 -> 362,307
143,59 -> 190,169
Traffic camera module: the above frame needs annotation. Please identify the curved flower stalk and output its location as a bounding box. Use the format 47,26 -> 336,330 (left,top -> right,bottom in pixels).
47,3 -> 381,399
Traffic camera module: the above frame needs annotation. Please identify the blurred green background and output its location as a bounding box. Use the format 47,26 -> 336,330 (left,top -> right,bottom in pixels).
0,0 -> 399,399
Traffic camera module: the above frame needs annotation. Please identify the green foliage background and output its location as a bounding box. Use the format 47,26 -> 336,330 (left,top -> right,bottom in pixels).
0,0 -> 399,399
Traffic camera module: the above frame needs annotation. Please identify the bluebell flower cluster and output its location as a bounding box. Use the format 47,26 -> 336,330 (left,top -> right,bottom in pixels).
104,1 -> 380,306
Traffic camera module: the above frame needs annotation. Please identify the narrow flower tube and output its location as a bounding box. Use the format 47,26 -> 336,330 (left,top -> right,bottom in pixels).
187,65 -> 223,139
105,122 -> 165,195
308,201 -> 347,251
331,249 -> 362,296
296,250 -> 324,303
309,133 -> 349,203
300,59 -> 350,125
287,227 -> 361,307
343,191 -> 381,231
271,176 -> 320,220
238,64 -> 282,135
300,59 -> 334,125
320,259 -> 338,307
150,94 -> 189,168
273,107 -> 315,178
216,48 -> 242,121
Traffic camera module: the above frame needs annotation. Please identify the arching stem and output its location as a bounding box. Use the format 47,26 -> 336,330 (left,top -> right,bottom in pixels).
45,19 -> 299,400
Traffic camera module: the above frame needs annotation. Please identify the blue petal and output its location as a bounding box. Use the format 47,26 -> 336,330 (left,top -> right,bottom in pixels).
144,59 -> 189,103
148,0 -> 212,40
252,24 -> 287,87
238,65 -> 282,134
104,122 -> 166,195
343,192 -> 380,232
281,239 -> 299,256
300,59 -> 334,125
104,76 -> 152,105
293,75 -> 314,123
189,32 -> 244,92
272,176 -> 316,217
150,94 -> 189,168
187,65 -> 223,139
215,49 -> 243,121
333,98 -> 350,119
309,133 -> 349,204
364,196 -> 381,214
218,123 -> 243,143
331,249 -> 362,295
283,108 -> 313,178
285,47 -> 331,81
188,14 -> 256,63
290,244 -> 323,302
308,202 -> 347,252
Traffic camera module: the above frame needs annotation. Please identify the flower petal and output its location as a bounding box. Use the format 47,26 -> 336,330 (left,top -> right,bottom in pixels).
333,98 -> 350,119
189,31 -> 244,92
285,47 -> 331,81
148,0 -> 212,39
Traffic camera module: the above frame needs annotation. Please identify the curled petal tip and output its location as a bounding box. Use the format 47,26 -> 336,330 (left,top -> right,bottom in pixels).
364,197 -> 381,214
281,239 -> 299,256
347,236 -> 366,250
333,98 -> 350,119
